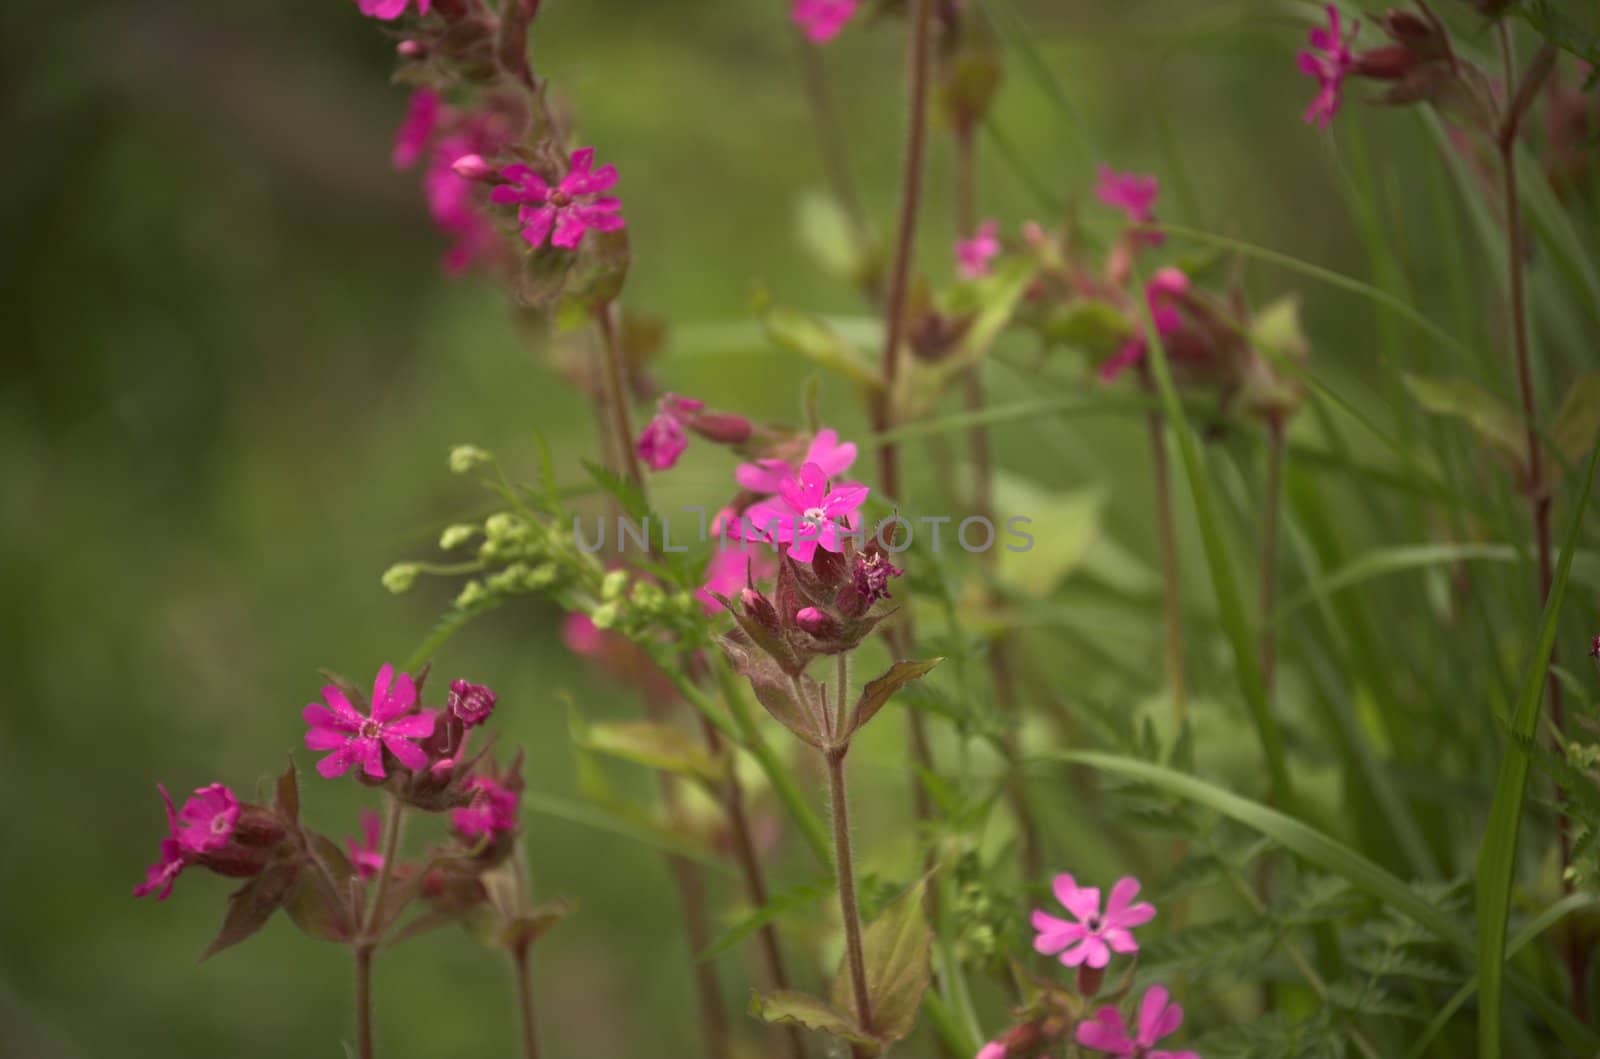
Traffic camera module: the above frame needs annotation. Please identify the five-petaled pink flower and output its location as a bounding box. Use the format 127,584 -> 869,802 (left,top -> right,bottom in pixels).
1298,5 -> 1358,130
735,428 -> 858,497
1032,873 -> 1156,968
303,664 -> 436,779
452,776 -> 520,838
133,785 -> 186,900
491,147 -> 625,250
1076,985 -> 1196,1059
176,784 -> 239,854
957,220 -> 1002,279
1098,268 -> 1190,383
792,0 -> 858,44
346,809 -> 387,882
356,0 -> 431,21
744,461 -> 869,563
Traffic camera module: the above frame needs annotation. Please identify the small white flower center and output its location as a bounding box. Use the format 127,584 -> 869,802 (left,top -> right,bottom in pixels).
211,815 -> 231,834
360,719 -> 382,739
802,506 -> 827,522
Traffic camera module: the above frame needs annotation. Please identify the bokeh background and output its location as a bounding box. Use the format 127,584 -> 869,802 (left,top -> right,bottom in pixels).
0,0 -> 1540,1055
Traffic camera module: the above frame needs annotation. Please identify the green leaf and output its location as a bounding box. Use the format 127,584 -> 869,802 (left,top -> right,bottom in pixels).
992,474 -> 1106,599
796,191 -> 872,287
1547,372 -> 1600,477
501,897 -> 575,952
719,635 -> 823,748
518,790 -> 729,871
831,879 -> 933,1050
580,459 -> 649,522
700,876 -> 834,962
1403,373 -> 1525,463
1517,1 -> 1600,65
202,860 -> 300,961
1475,436 -> 1600,1059
758,295 -> 883,392
749,990 -> 876,1047
571,714 -> 725,786
849,659 -> 943,739
1042,298 -> 1130,355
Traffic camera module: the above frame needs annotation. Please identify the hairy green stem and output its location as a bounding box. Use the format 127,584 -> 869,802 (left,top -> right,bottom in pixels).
826,748 -> 874,1041
594,302 -> 646,492
510,942 -> 542,1059
1145,401 -> 1188,722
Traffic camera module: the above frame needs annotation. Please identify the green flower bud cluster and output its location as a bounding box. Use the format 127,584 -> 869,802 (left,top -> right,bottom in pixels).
951,851 -> 1021,967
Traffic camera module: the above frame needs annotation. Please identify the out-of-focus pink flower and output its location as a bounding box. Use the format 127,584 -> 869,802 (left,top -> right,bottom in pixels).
792,0 -> 858,43
956,219 -> 1002,279
1076,985 -> 1194,1059
562,613 -> 606,658
424,134 -> 502,274
448,679 -> 498,727
452,776 -> 520,838
356,0 -> 431,21
1095,167 -> 1159,226
303,664 -> 436,780
744,462 -> 869,564
1298,5 -> 1358,130
133,785 -> 186,900
638,412 -> 690,471
393,89 -> 441,169
1098,267 -> 1191,383
697,545 -> 777,613
1032,873 -> 1156,969
976,1043 -> 1008,1059
346,809 -> 387,882
175,784 -> 239,854
491,147 -> 625,250
736,428 -> 858,496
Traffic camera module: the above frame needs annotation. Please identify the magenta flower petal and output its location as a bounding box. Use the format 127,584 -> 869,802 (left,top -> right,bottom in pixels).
320,686 -> 364,727
384,711 -> 436,739
383,733 -> 429,771
1137,986 -> 1183,1047
175,784 -> 239,854
519,208 -> 557,248
821,482 -> 868,519
316,744 -> 360,779
372,668 -> 417,722
305,726 -> 348,751
392,89 -> 441,170
1076,1007 -> 1136,1054
804,429 -> 857,478
303,703 -> 354,732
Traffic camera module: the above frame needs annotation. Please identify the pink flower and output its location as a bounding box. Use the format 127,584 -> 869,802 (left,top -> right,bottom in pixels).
1298,5 -> 1358,130
133,785 -> 186,900
792,0 -> 858,43
1032,873 -> 1155,969
356,0 -> 431,20
956,219 -> 1002,279
392,89 -> 441,170
303,664 -> 436,780
1098,267 -> 1190,383
424,135 -> 502,274
346,809 -> 386,882
736,428 -> 858,497
1076,985 -> 1195,1059
976,1044 -> 1008,1059
697,545 -> 777,613
744,462 -> 869,564
491,147 -> 625,250
1095,166 -> 1159,227
448,679 -> 498,727
452,776 -> 520,838
638,412 -> 690,471
562,613 -> 606,658
852,546 -> 901,605
175,784 -> 239,854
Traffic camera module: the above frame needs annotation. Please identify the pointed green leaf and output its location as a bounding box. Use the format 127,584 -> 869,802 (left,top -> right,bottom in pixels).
573,717 -> 725,786
1547,372 -> 1600,477
1403,373 -> 1525,462
749,989 -> 875,1047
758,296 -> 883,392
830,879 -> 933,1049
850,659 -> 944,738
202,860 -> 300,961
700,876 -> 834,962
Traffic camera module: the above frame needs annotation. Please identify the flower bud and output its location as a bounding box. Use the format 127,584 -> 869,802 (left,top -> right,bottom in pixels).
590,602 -> 620,630
1352,44 -> 1416,80
449,444 -> 492,474
382,563 -> 420,594
439,523 -> 478,550
685,411 -> 752,445
740,587 -> 782,632
450,153 -> 496,182
1076,963 -> 1105,997
601,569 -> 630,601
795,606 -> 839,640
448,679 -> 498,727
232,806 -> 288,848
396,39 -> 427,59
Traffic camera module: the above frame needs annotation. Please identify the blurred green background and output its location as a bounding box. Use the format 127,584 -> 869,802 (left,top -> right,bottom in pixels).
0,0 -> 1520,1055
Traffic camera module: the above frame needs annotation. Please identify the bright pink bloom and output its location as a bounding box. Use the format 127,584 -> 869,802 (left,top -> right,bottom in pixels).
1298,5 -> 1358,129
697,545 -> 777,613
736,428 -> 858,496
976,1044 -> 1008,1059
562,613 -> 606,658
448,678 -> 498,727
1076,985 -> 1195,1059
1032,873 -> 1155,969
956,219 -> 1002,279
1095,166 -> 1160,227
392,89 -> 441,170
1098,268 -> 1190,383
452,776 -> 520,838
356,0 -> 431,20
133,785 -> 186,900
744,462 -> 869,564
175,784 -> 239,854
346,809 -> 386,882
303,664 -> 436,780
491,147 -> 625,250
424,135 -> 502,274
792,0 -> 858,43
638,412 -> 689,470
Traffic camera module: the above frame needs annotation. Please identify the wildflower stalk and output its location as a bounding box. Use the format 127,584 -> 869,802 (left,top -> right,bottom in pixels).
1493,26 -> 1577,1012
510,940 -> 542,1059
1259,415 -> 1287,707
794,22 -> 869,257
875,0 -> 938,886
827,745 -> 874,1044
594,303 -> 646,491
354,795 -> 405,1059
1144,397 -> 1188,722
355,945 -> 375,1059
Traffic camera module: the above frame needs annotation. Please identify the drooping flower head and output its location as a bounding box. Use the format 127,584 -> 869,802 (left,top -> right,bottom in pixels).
744,462 -> 869,564
1076,985 -> 1196,1059
637,395 -> 701,471
792,0 -> 859,44
303,664 -> 436,780
1298,5 -> 1358,130
1032,873 -> 1156,968
491,147 -> 625,250
133,785 -> 186,900
452,776 -> 520,838
957,220 -> 1002,279
346,809 -> 387,882
1098,268 -> 1191,383
736,428 -> 858,497
175,784 -> 240,854
356,0 -> 431,21
447,678 -> 498,728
